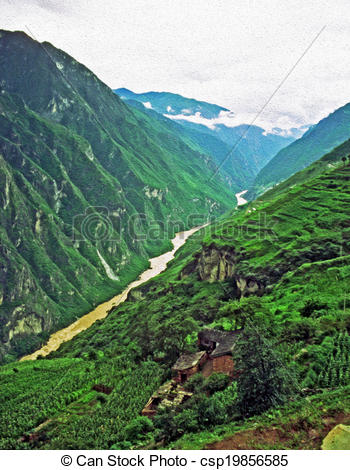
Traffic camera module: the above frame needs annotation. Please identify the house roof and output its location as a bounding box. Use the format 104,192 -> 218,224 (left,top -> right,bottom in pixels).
198,328 -> 241,357
172,350 -> 206,371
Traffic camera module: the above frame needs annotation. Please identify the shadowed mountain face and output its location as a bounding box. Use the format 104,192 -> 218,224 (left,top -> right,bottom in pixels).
0,30 -> 235,361
115,88 -> 297,178
251,101 -> 350,197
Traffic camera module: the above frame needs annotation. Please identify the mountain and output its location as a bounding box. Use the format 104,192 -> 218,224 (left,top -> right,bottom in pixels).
115,88 -> 297,176
253,137 -> 350,202
251,102 -> 350,196
115,88 -> 228,118
1,149 -> 349,449
121,98 -> 252,189
0,30 -> 236,361
1,29 -> 349,452
206,123 -> 296,174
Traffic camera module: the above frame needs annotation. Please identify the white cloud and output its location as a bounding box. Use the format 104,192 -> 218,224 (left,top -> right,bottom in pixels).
164,110 -> 236,130
164,109 -> 309,136
142,101 -> 152,109
2,0 -> 350,130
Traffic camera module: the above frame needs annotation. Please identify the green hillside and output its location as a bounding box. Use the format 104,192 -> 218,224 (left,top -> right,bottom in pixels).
0,30 -> 235,361
251,101 -> 350,196
1,154 -> 348,449
251,138 -> 350,202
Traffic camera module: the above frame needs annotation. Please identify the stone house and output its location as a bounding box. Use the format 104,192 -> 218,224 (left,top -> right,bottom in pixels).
141,329 -> 241,417
172,329 -> 240,384
172,351 -> 207,384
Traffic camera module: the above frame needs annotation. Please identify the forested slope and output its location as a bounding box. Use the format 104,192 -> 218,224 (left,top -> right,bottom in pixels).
1,154 -> 348,449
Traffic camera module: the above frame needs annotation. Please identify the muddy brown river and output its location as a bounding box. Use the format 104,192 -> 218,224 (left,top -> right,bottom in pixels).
21,225 -> 205,361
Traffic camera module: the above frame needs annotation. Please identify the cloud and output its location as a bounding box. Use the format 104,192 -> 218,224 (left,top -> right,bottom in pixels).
163,110 -> 235,130
2,0 -> 350,130
164,109 -> 309,136
142,101 -> 152,109
10,0 -> 74,15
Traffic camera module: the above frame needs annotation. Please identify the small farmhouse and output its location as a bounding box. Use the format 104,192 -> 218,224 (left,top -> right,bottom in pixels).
141,328 -> 241,417
198,328 -> 240,378
172,329 -> 241,384
172,351 -> 207,383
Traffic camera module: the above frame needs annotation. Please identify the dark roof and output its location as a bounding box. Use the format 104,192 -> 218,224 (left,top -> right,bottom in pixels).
172,351 -> 206,371
198,329 -> 241,357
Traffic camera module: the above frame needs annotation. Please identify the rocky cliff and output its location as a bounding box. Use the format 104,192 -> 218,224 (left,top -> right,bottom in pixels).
181,244 -> 264,297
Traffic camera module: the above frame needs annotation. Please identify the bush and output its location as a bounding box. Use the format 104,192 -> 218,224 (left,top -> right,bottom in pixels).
173,409 -> 199,434
184,373 -> 205,393
204,373 -> 230,394
124,416 -> 154,443
110,441 -> 132,450
196,394 -> 227,426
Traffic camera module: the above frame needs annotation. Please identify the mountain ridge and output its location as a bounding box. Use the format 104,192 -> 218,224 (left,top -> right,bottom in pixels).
251,100 -> 350,197
0,30 -> 235,361
115,87 -> 297,176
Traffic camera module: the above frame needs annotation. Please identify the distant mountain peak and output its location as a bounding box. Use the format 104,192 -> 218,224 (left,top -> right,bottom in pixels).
115,88 -> 297,174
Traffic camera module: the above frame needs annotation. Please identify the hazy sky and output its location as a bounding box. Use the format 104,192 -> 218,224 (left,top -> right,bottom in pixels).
2,0 -> 350,132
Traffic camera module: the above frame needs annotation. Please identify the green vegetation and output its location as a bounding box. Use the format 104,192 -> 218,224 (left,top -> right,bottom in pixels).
172,385 -> 350,450
0,156 -> 349,449
1,29 -> 350,452
0,30 -> 236,360
252,101 -> 350,195
234,323 -> 296,417
0,357 -> 163,449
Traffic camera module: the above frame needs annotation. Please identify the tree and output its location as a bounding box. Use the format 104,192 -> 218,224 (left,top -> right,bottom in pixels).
183,373 -> 205,393
154,315 -> 198,364
235,322 -> 296,417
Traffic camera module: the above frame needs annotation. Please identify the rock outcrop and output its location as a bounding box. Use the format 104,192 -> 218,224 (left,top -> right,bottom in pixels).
322,424 -> 350,450
181,244 -> 264,297
198,246 -> 236,282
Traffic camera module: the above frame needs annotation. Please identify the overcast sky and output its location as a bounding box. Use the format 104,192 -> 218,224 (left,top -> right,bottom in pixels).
2,0 -> 350,132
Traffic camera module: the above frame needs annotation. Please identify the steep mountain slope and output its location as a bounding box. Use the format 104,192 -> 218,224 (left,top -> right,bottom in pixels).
115,88 -> 296,177
0,30 -> 235,361
123,98 -> 251,189
208,123 -> 295,175
3,155 -> 347,449
251,102 -> 350,196
251,138 -> 350,202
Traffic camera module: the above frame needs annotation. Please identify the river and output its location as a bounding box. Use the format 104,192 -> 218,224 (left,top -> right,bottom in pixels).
21,224 -> 205,361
